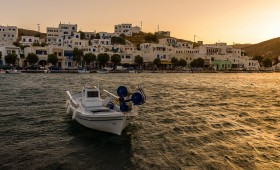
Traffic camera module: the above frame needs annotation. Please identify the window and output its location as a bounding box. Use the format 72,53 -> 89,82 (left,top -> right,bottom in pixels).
87,91 -> 99,97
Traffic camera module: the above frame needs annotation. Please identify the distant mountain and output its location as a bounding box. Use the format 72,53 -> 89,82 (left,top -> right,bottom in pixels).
18,28 -> 46,39
242,37 -> 280,59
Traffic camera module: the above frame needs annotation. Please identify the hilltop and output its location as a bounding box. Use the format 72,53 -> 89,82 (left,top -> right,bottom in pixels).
125,32 -> 191,47
18,28 -> 46,39
241,37 -> 280,59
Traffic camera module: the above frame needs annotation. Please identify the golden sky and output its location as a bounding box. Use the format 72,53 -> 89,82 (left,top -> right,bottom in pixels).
1,0 -> 280,44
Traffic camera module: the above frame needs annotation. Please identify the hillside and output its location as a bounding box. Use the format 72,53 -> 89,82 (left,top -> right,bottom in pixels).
18,28 -> 46,39
242,37 -> 280,59
125,32 -> 191,47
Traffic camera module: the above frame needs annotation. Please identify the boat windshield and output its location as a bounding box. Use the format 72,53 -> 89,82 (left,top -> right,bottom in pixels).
87,91 -> 99,97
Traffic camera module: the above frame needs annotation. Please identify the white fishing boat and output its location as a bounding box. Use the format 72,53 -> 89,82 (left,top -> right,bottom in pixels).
6,69 -> 21,74
0,69 -> 6,74
128,70 -> 137,73
96,69 -> 109,74
78,68 -> 90,74
65,83 -> 146,135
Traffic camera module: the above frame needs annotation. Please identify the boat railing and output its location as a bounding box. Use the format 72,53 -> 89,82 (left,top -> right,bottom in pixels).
66,91 -> 79,108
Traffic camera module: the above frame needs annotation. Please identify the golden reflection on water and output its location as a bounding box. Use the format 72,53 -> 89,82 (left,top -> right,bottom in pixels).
0,73 -> 279,169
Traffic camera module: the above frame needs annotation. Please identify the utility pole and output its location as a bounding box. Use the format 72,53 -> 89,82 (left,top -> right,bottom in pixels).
194,35 -> 196,43
37,24 -> 40,38
37,24 -> 40,32
141,21 -> 142,31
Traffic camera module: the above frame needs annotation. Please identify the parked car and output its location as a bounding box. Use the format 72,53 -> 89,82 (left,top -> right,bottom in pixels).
104,67 -> 113,71
48,65 -> 61,70
0,65 -> 12,70
25,65 -> 41,70
116,66 -> 127,71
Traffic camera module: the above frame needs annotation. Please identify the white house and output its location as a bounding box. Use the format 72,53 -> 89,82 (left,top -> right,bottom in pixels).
20,36 -> 40,46
46,23 -> 79,47
0,26 -> 18,45
99,32 -> 119,39
0,45 -> 20,65
155,31 -> 170,37
114,24 -> 133,36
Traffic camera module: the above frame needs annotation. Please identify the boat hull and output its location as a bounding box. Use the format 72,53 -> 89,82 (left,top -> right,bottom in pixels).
78,70 -> 90,74
74,112 -> 132,135
96,71 -> 109,74
6,70 -> 21,74
66,98 -> 135,135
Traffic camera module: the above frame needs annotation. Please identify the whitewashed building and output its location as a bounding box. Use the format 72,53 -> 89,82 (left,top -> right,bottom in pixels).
0,45 -> 20,65
99,32 -> 119,39
155,31 -> 170,37
20,36 -> 40,46
0,26 -> 18,45
46,23 -> 79,47
114,24 -> 140,36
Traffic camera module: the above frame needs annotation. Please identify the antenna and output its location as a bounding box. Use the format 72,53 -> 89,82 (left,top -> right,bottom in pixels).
37,24 -> 40,32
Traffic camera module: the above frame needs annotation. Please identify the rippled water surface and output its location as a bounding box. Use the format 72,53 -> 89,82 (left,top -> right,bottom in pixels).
0,73 -> 279,169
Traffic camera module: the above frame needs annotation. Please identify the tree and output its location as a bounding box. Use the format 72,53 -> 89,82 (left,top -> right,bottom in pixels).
95,33 -> 100,39
190,58 -> 204,68
26,53 -> 39,65
273,56 -> 279,65
83,53 -> 96,66
47,54 -> 58,65
253,55 -> 263,64
97,53 -> 110,68
88,39 -> 92,46
262,58 -> 272,67
178,59 -> 187,67
111,54 -> 121,66
72,48 -> 83,66
153,58 -> 161,68
5,53 -> 18,65
79,31 -> 86,40
171,57 -> 179,68
144,33 -> 158,43
111,36 -> 126,45
134,55 -> 143,68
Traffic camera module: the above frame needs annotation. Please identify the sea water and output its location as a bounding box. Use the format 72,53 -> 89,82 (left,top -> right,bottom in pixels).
0,73 -> 279,169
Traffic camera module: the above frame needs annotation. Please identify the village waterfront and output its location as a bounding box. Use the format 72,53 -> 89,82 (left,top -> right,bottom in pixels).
0,72 -> 279,169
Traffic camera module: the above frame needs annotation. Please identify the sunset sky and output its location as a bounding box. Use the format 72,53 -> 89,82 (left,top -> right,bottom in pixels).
1,0 -> 280,44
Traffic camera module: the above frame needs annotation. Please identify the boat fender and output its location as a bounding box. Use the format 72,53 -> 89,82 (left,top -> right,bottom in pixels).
117,86 -> 129,97
131,92 -> 145,105
107,102 -> 114,110
120,102 -> 132,112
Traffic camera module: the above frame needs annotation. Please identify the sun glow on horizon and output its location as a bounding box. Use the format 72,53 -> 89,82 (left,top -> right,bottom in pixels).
1,0 -> 280,44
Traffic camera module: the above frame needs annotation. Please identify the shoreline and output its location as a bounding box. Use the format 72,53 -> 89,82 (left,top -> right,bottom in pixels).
16,70 -> 277,74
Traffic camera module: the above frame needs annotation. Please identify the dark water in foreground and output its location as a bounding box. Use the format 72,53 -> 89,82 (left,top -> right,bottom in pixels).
0,73 -> 279,170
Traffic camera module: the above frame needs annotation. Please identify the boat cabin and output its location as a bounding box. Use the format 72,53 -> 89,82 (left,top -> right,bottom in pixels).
82,85 -> 103,107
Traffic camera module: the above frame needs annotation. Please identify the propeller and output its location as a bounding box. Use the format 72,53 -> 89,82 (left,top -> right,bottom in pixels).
116,86 -> 146,112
